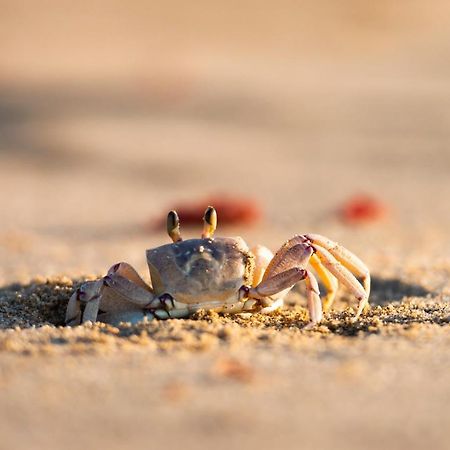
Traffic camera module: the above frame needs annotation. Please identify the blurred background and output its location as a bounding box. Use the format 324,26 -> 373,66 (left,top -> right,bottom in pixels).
1,0 -> 449,282
1,3 -> 450,450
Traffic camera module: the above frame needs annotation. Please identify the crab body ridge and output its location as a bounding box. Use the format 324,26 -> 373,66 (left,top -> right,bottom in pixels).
146,236 -> 255,305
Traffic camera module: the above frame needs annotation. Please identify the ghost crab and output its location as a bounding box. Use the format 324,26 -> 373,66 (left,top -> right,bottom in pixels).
66,206 -> 370,328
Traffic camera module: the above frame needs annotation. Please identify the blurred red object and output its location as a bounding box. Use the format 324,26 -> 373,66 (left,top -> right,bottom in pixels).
339,195 -> 387,224
151,196 -> 262,229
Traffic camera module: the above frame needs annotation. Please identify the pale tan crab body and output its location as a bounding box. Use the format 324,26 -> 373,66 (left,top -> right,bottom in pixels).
66,207 -> 371,328
147,237 -> 255,306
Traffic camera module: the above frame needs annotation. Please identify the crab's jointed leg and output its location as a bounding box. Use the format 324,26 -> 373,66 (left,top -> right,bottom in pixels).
254,267 -> 309,297
305,234 -> 371,300
65,280 -> 103,326
309,253 -> 338,312
249,234 -> 370,326
248,242 -> 324,325
103,272 -> 154,306
287,235 -> 369,318
312,246 -> 368,319
66,279 -> 103,325
249,263 -> 323,325
261,242 -> 314,280
303,269 -> 322,328
65,262 -> 179,326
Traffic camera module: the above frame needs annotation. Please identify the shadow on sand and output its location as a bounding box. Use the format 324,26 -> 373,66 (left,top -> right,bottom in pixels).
0,276 -> 434,330
368,277 -> 431,306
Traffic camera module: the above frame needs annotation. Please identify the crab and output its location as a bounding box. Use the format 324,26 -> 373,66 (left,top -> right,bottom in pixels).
66,206 -> 370,328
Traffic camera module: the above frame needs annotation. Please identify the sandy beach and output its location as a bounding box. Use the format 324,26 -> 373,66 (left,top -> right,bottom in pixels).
1,1 -> 450,449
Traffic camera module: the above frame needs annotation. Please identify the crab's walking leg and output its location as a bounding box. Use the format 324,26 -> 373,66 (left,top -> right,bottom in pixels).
251,267 -> 322,326
65,285 -> 81,324
103,273 -> 155,306
107,262 -> 151,290
312,246 -> 368,319
262,243 -> 314,280
254,242 -> 323,323
263,236 -> 307,279
269,234 -> 370,303
309,254 -> 338,312
305,234 -> 371,299
254,267 -> 309,297
66,279 -> 103,325
303,270 -> 322,328
65,262 -> 156,325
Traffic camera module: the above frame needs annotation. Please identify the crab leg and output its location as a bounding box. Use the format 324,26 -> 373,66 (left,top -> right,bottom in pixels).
82,290 -> 102,322
254,267 -> 308,297
305,233 -> 371,298
309,254 -> 338,312
107,262 -> 153,290
65,279 -> 103,325
65,287 -> 81,324
252,267 -> 322,326
65,262 -> 157,325
263,236 -> 308,278
312,246 -> 368,319
262,243 -> 314,280
103,273 -> 155,306
266,233 -> 369,294
303,270 -> 322,328
253,241 -> 324,323
253,235 -> 370,323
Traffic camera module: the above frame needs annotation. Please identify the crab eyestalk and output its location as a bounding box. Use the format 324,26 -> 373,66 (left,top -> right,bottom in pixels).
202,206 -> 217,239
167,210 -> 183,242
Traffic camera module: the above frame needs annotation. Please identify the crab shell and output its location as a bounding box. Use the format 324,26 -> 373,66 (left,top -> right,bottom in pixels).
146,237 -> 255,305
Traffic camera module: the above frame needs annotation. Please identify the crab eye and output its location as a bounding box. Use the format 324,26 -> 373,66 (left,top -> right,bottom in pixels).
202,206 -> 217,239
167,210 -> 183,243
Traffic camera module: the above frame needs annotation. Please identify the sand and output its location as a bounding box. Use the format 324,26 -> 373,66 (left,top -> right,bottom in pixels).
1,1 -> 450,449
0,275 -> 449,450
